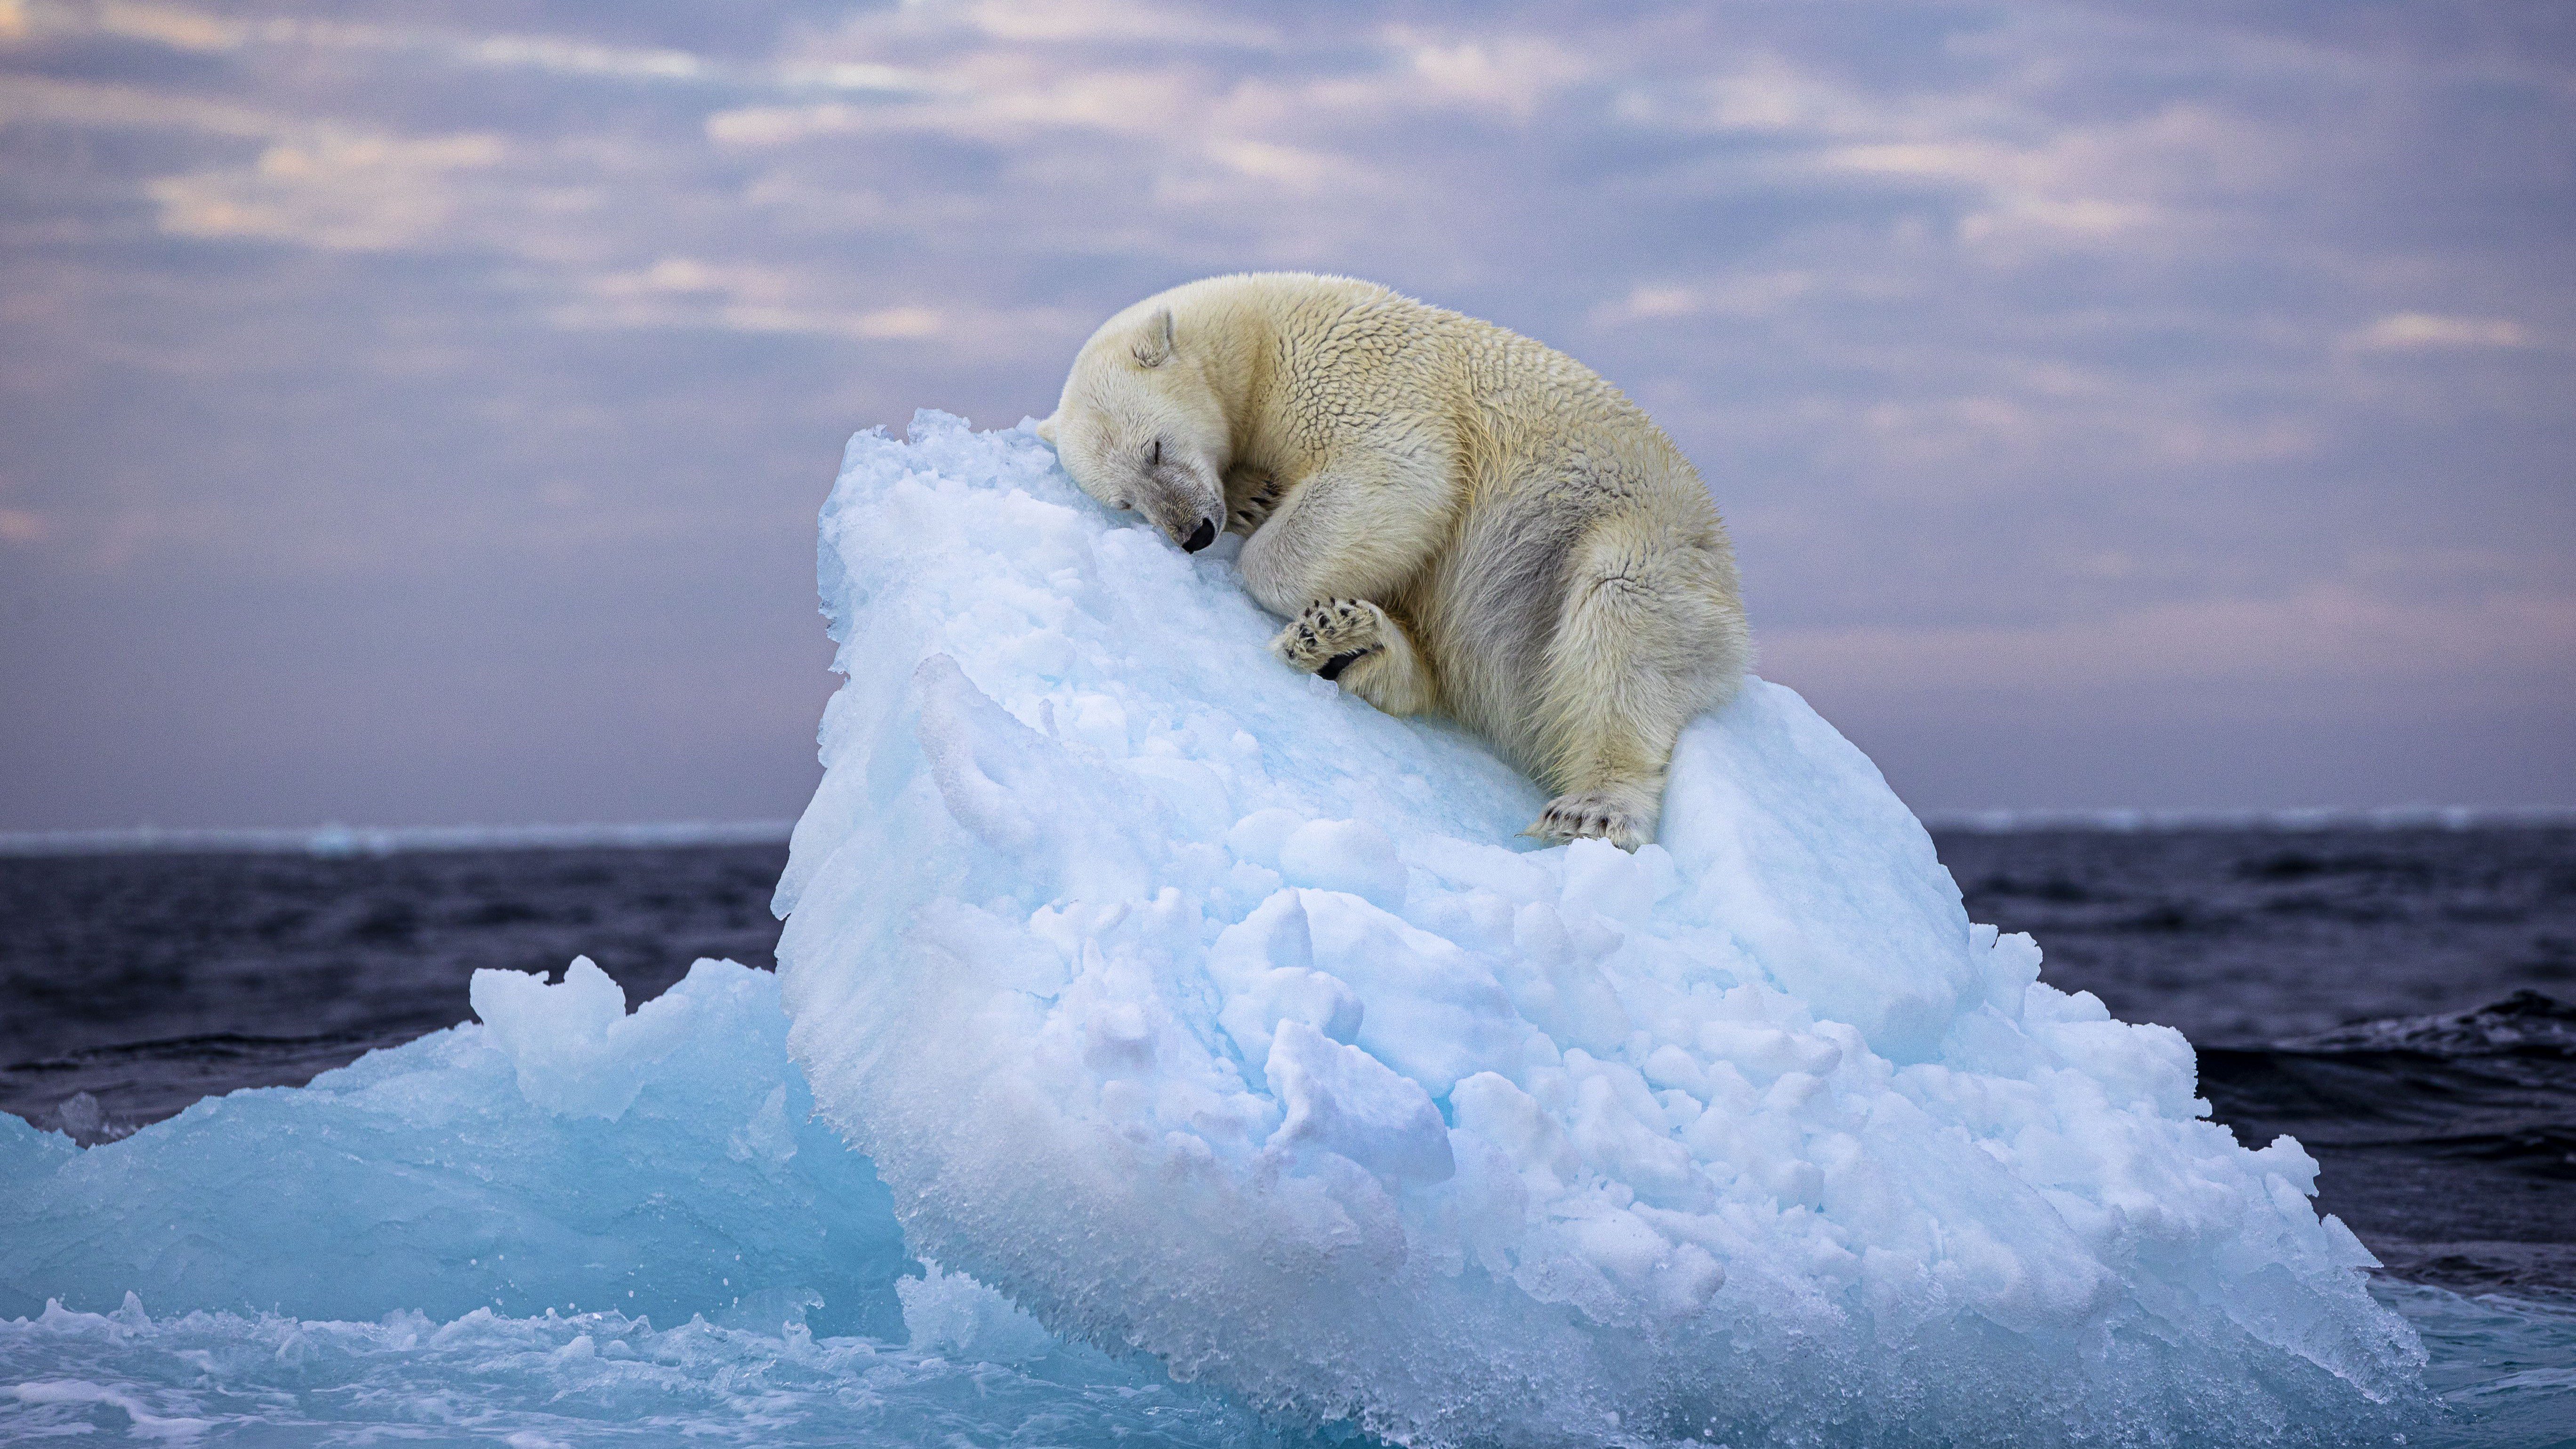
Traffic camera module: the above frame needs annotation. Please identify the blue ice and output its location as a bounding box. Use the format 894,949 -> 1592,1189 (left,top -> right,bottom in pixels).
2,961 -> 1287,1443
5,958 -> 905,1337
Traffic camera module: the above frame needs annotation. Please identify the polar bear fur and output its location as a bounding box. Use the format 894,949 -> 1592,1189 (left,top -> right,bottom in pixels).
1040,273 -> 1750,849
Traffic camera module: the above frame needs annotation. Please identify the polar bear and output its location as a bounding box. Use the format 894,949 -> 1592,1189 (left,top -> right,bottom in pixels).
1040,273 -> 1751,849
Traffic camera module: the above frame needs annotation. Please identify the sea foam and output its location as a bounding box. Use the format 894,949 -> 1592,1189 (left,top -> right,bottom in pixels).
773,412 -> 2430,1446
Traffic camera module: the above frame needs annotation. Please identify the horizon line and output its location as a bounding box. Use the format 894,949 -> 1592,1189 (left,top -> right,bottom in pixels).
3,805 -> 2573,857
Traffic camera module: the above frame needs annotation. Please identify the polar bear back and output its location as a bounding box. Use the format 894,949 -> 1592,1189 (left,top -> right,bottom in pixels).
1152,274 -> 1699,503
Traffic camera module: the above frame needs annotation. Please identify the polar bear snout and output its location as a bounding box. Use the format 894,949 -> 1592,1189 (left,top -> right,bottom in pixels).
1111,482 -> 1217,552
1133,466 -> 1222,553
1140,497 -> 1219,552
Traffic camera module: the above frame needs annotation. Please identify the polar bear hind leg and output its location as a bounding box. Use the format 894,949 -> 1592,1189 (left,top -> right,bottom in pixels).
1527,515 -> 1749,849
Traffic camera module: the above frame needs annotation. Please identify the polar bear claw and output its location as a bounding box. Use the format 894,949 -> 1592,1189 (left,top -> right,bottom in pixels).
1528,789 -> 1650,851
1274,598 -> 1383,677
1226,465 -> 1286,537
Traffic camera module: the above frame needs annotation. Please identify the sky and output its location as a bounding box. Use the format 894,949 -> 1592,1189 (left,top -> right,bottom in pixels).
0,0 -> 2569,830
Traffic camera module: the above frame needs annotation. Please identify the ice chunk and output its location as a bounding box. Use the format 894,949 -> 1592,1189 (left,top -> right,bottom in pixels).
1264,1020 -> 1455,1186
1277,817 -> 1407,909
1,961 -> 911,1339
470,955 -> 690,1119
777,413 -> 2431,1446
897,1260 -> 1058,1364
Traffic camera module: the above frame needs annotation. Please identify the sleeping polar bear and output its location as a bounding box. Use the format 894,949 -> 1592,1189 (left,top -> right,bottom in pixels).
1040,273 -> 1751,849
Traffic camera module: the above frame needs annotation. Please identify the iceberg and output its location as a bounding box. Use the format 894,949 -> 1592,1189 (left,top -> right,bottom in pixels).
774,412 -> 2430,1446
2,958 -> 908,1337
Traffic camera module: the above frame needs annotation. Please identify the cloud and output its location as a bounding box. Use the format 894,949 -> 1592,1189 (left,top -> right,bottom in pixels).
19,0 -> 918,90
1766,584 -> 2576,697
149,132 -> 507,251
563,262 -> 937,342
952,0 -> 1278,47
546,258 -> 1087,355
2349,312 -> 2532,351
1592,274 -> 1819,325
1384,28 -> 1593,120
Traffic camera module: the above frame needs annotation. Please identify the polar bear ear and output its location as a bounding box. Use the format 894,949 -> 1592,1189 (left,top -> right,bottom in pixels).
1130,307 -> 1176,369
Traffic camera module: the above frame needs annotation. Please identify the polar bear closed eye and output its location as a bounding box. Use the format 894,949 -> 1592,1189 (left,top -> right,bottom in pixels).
1042,273 -> 1752,850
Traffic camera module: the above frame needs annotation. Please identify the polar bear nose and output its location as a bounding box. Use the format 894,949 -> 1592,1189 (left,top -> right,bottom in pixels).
1182,518 -> 1217,553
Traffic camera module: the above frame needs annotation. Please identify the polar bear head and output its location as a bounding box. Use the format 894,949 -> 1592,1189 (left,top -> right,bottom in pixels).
1041,304 -> 1229,553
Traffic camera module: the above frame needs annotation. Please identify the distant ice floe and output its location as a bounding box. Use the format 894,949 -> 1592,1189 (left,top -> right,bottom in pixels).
772,413 -> 2434,1447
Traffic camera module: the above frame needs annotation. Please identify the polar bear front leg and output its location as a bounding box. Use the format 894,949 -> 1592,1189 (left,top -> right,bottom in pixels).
1271,598 -> 1434,716
1222,463 -> 1284,537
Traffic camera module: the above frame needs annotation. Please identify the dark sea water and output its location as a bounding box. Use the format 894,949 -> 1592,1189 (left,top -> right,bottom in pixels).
1940,827 -> 2576,1296
0,843 -> 789,1134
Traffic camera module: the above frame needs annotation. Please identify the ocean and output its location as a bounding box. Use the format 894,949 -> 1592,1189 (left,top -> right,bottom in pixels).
4,825 -> 2572,1444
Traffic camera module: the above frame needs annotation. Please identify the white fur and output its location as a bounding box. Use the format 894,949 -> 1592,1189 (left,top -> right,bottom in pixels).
1046,274 -> 1751,848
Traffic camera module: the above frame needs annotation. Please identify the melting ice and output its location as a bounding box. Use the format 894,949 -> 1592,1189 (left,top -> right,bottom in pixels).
0,412 -> 2486,1445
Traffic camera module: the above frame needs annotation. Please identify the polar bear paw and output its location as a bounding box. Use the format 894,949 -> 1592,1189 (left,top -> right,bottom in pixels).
1225,467 -> 1285,536
1528,791 -> 1650,851
1273,598 -> 1384,682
